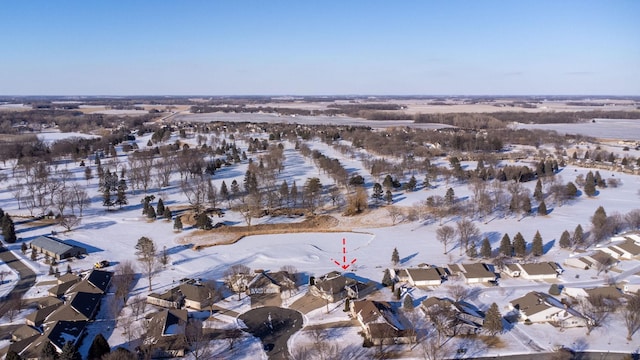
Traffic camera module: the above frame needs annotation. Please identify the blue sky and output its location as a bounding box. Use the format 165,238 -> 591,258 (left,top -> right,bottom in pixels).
0,1 -> 638,95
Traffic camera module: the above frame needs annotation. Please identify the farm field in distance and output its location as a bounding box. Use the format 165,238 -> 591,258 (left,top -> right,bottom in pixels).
1,96 -> 640,360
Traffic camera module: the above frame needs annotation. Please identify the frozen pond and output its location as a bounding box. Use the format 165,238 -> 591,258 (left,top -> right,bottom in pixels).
514,118 -> 640,140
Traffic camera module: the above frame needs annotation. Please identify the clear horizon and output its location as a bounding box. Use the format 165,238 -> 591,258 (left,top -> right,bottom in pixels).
1,1 -> 639,96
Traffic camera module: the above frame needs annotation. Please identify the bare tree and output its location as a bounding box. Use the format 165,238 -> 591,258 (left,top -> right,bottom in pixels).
5,293 -> 23,322
113,260 -> 136,304
579,294 -> 616,335
625,209 -> 640,230
59,215 -> 81,232
447,283 -> 470,302
130,295 -> 147,320
386,206 -> 403,225
224,264 -> 251,300
623,293 -> 640,341
135,237 -> 159,291
225,329 -> 243,352
436,225 -> 455,254
455,218 -> 480,256
420,333 -> 451,360
70,183 -> 91,217
185,319 -> 213,360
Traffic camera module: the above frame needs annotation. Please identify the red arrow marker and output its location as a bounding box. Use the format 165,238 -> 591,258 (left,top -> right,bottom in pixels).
331,238 -> 357,270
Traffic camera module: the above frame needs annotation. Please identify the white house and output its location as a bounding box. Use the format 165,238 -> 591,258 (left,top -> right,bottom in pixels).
401,268 -> 443,287
517,262 -> 561,280
509,291 -> 591,328
455,263 -> 496,284
502,263 -> 521,277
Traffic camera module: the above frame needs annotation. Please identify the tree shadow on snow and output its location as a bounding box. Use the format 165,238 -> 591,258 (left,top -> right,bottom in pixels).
400,252 -> 418,264
543,239 -> 555,254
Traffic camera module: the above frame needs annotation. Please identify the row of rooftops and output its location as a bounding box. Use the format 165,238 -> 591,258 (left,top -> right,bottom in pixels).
9,269 -> 113,358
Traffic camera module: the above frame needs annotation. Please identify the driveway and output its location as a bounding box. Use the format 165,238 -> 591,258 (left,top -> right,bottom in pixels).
238,306 -> 303,360
0,243 -> 36,313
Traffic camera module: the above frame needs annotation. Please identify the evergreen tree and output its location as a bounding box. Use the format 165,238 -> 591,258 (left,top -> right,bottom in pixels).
279,180 -> 289,205
521,196 -> 531,214
115,178 -> 128,209
537,201 -> 547,216
40,341 -> 58,360
385,190 -> 393,205
395,287 -> 401,300
382,175 -> 394,190
559,230 -> 571,248
481,237 -> 492,258
163,207 -> 172,220
513,232 -> 526,257
220,180 -> 230,204
466,241 -> 478,258
160,246 -> 170,267
565,182 -> 578,199
584,171 -> 597,197
500,233 -> 512,257
573,224 -> 584,246
21,242 -> 27,254
381,269 -> 393,287
230,180 -> 240,200
391,247 -> 400,265
534,179 -> 544,202
102,188 -> 113,210
5,350 -> 21,360
484,302 -> 503,336
403,295 -> 414,311
595,171 -> 606,188
156,198 -> 165,217
49,265 -> 55,275
290,181 -> 298,206
146,206 -> 156,220
591,206 -> 609,242
405,176 -> 417,192
531,231 -> 543,256
423,174 -> 431,189
173,216 -> 183,231
195,213 -> 212,230
59,341 -> 81,360
67,264 -> 72,274
31,249 -> 37,261
2,214 -> 17,243
372,183 -> 384,203
444,187 -> 455,206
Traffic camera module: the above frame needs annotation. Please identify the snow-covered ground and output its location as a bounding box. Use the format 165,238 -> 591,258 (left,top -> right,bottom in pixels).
1,123 -> 640,359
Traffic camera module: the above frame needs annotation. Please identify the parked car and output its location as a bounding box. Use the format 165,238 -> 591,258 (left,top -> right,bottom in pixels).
94,260 -> 110,268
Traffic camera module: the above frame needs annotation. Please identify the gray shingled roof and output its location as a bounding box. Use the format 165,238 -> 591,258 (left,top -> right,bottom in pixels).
30,236 -> 84,255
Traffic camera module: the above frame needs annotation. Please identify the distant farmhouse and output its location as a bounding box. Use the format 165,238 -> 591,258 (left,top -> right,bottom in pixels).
29,236 -> 87,261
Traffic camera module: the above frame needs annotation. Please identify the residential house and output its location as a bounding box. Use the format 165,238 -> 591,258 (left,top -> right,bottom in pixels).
246,271 -> 295,295
398,268 -> 443,287
420,296 -> 484,335
144,309 -> 189,358
48,273 -> 81,298
147,282 -> 215,310
46,291 -> 103,322
447,263 -> 496,284
502,263 -> 521,277
517,262 -> 562,280
598,238 -> 640,260
509,291 -> 591,328
25,302 -> 63,328
11,325 -> 41,343
29,236 -> 87,261
350,300 -> 415,345
66,269 -> 112,295
12,320 -> 87,360
310,271 -> 371,302
179,283 -> 215,310
564,250 -> 618,271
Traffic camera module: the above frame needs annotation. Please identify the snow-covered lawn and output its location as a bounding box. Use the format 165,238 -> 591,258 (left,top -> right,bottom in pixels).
1,123 -> 640,359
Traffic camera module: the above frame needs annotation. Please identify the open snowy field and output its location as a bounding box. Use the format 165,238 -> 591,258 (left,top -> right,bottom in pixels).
1,122 -> 640,359
514,118 -> 640,140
